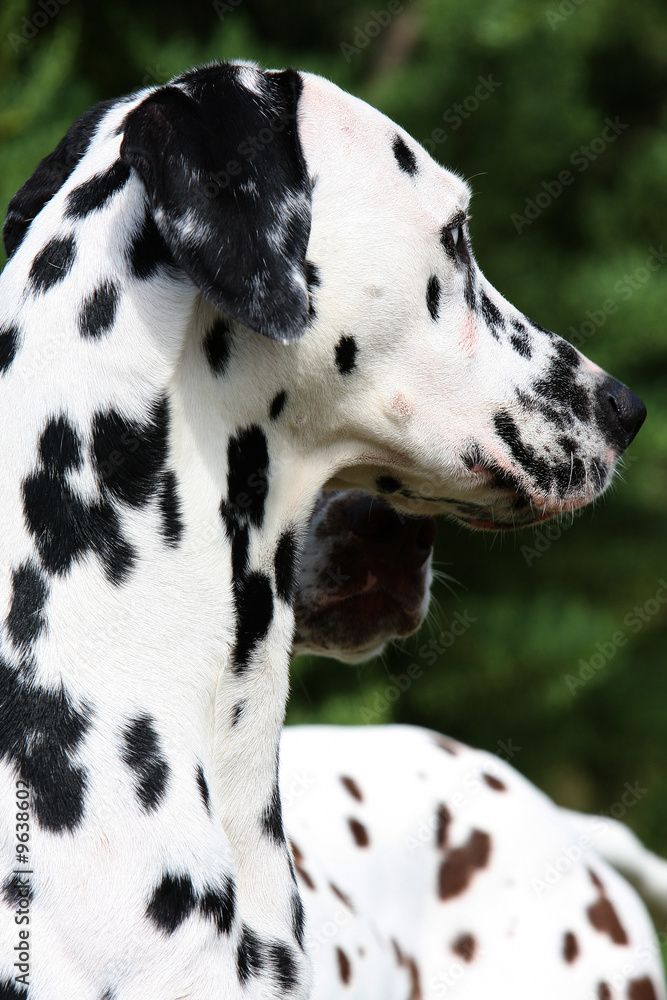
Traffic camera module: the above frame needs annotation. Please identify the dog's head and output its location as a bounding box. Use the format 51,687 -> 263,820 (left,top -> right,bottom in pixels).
4,62 -> 644,530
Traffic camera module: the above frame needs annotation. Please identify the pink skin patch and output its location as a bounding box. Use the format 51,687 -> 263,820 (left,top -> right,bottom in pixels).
458,310 -> 477,357
391,393 -> 413,418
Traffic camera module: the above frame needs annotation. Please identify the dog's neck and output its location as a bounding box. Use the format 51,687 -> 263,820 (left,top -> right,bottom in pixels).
0,156 -> 322,949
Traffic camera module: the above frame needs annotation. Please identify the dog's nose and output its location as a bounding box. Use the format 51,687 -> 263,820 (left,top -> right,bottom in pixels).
346,495 -> 436,567
598,377 -> 646,448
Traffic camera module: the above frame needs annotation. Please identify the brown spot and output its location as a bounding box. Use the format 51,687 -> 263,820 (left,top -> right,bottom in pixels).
329,881 -> 355,913
482,773 -> 506,792
288,840 -> 315,890
563,931 -> 579,963
597,984 -> 611,1000
587,896 -> 628,945
628,977 -> 659,1000
438,829 -> 492,901
451,932 -> 477,963
340,775 -> 363,802
348,818 -> 370,847
436,804 -> 452,850
391,939 -> 422,1000
434,735 -> 459,756
336,946 -> 352,985
588,867 -> 605,892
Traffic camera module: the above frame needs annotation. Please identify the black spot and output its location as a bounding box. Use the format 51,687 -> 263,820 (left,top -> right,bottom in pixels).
158,470 -> 184,547
3,98 -> 116,259
274,528 -> 298,603
79,281 -> 120,339
3,872 -> 33,907
121,715 -> 170,811
228,523 -> 250,590
146,872 -> 196,934
0,655 -> 90,832
225,425 -> 269,530
0,323 -> 20,374
480,291 -> 504,338
237,925 -> 264,984
65,161 -> 131,218
267,943 -> 299,992
261,780 -> 285,845
493,411 -> 551,493
270,390 -> 287,421
427,275 -> 441,321
6,562 -> 49,654
196,764 -> 211,813
509,319 -> 532,359
376,475 -> 402,494
463,265 -> 476,311
99,989 -> 116,1000
29,235 -> 77,294
92,398 -> 169,508
232,571 -> 274,673
128,213 -> 174,280
532,352 -> 590,423
305,261 -> 320,320
392,134 -> 418,176
0,979 -> 28,998
204,316 -> 233,376
291,890 -> 306,950
231,702 -> 245,726
200,876 -> 236,935
335,335 -> 358,375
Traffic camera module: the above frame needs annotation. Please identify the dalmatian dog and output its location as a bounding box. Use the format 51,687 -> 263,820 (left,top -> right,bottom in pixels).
284,490 -> 667,999
0,62 -> 646,998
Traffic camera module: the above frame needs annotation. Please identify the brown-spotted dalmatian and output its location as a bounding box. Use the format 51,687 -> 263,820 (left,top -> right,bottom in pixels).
284,490 -> 667,999
0,61 -> 646,998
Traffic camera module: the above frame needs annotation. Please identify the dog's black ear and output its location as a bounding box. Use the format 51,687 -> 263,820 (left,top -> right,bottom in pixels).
120,64 -> 312,342
3,100 -> 116,259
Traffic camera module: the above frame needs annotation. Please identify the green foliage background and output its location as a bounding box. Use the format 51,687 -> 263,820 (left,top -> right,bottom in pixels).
1,0 -> 666,857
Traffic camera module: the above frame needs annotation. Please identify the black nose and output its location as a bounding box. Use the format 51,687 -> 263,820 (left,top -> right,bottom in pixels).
598,377 -> 646,449
346,495 -> 437,566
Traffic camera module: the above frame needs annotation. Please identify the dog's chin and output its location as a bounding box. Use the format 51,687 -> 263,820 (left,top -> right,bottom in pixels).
293,589 -> 425,663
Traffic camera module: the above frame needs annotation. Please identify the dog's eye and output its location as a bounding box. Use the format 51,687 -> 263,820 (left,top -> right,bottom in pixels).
450,225 -> 461,247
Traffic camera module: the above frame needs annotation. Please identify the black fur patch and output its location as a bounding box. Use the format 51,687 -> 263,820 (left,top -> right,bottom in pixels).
79,281 -> 120,339
232,571 -> 274,674
463,265 -> 476,311
196,764 -> 211,812
427,275 -> 441,321
480,291 -> 504,338
0,323 -> 20,374
3,99 -> 115,258
92,398 -> 169,508
493,411 -> 551,493
3,872 -> 33,907
225,425 -> 269,529
291,890 -> 306,950
204,316 -> 233,376
121,715 -> 170,811
0,979 -> 28,998
305,260 -> 320,320
509,319 -> 532,359
531,351 -> 590,423
0,654 -> 91,832
274,528 -> 298,603
270,390 -> 287,421
6,561 -> 49,654
267,943 -> 299,992
237,925 -> 265,984
146,872 -> 196,934
158,470 -> 184,547
66,161 -> 131,218
231,702 -> 245,726
335,335 -> 358,375
199,877 -> 236,935
376,475 -> 402,494
127,213 -> 175,280
29,235 -> 77,294
261,780 -> 285,845
392,134 -> 418,176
